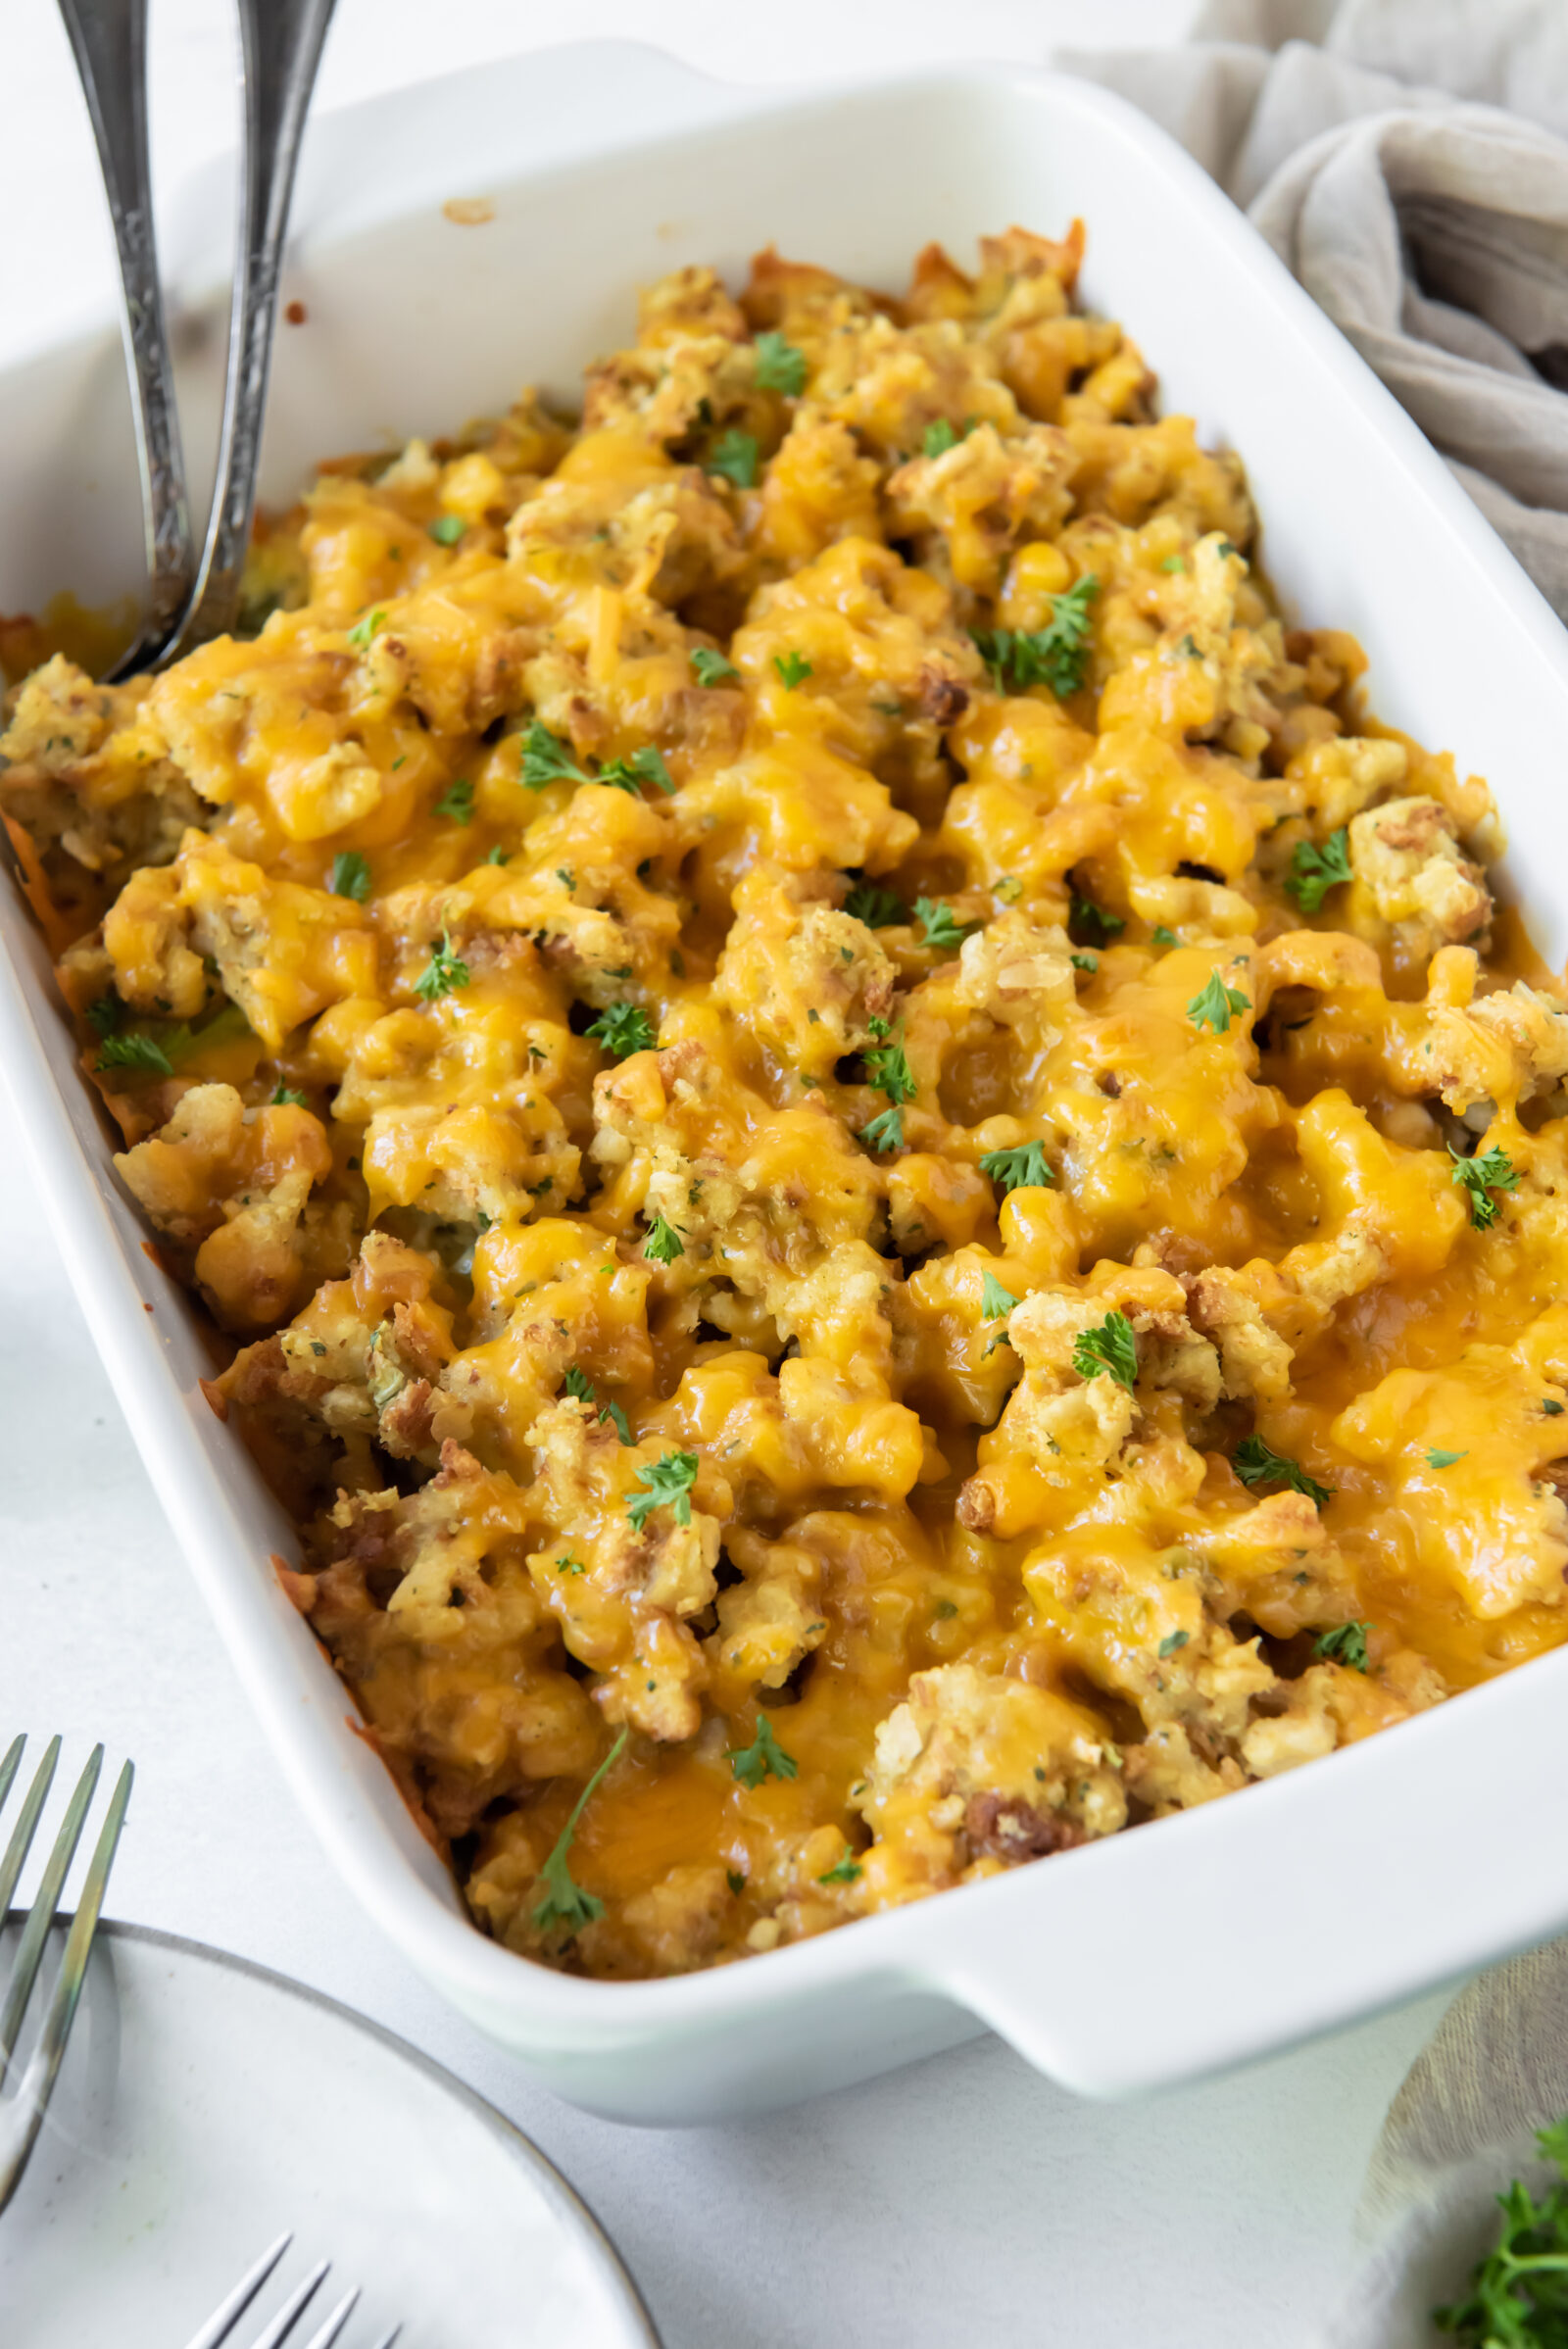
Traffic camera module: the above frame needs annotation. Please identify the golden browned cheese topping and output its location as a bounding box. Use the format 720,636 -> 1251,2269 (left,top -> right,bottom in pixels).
8,228 -> 1568,1979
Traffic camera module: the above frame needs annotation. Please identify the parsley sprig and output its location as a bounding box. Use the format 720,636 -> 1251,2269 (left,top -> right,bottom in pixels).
414,929 -> 470,1003
94,1001 -> 252,1078
1070,894 -> 1124,950
585,1001 -> 656,1058
1434,2115 -> 1568,2344
979,1142 -> 1054,1195
1450,1143 -> 1520,1231
435,776 -> 474,823
773,651 -> 812,690
708,429 -> 759,489
915,897 -> 970,951
520,720 -> 589,791
689,646 -> 739,686
1187,969 -> 1251,1035
859,1019 -> 915,1153
329,850 -> 371,902
96,1031 -> 174,1077
972,576 -> 1099,699
980,1269 -> 1019,1320
599,745 -> 674,797
1313,1621 -> 1369,1673
1234,1434 -> 1334,1510
1287,827 -> 1352,914
1072,1310 -> 1139,1392
844,881 -> 906,927
643,1212 -> 685,1265
563,1364 -> 632,1445
626,1447 -> 699,1532
754,330 -> 808,396
727,1713 -> 798,1789
531,1728 -> 627,1936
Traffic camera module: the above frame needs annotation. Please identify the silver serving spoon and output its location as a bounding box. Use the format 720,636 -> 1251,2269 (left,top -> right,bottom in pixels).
56,0 -> 337,680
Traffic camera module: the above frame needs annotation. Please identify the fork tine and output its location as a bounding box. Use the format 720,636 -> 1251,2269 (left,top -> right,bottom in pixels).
296,2287 -> 360,2349
0,1735 -> 60,1921
0,1758 -> 132,2218
179,2233 -> 295,2349
0,1735 -> 25,1818
246,2257 -> 329,2349
0,1742 -> 100,2074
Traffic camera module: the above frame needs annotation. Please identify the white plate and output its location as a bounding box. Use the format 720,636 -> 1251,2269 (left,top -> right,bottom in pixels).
7,42 -> 1568,2125
0,1919 -> 660,2349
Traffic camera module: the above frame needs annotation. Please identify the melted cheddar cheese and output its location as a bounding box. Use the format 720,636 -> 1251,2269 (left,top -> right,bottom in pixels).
8,228 -> 1568,1980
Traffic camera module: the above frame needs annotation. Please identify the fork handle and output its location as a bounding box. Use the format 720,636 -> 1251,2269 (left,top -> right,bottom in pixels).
172,0 -> 337,657
55,0 -> 196,673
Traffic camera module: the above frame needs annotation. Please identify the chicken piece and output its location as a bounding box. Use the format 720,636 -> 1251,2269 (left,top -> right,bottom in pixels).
855,1663 -> 1125,1898
711,865 -> 896,1078
954,909 -> 1077,1045
753,414 -> 884,569
1417,959 -> 1568,1114
884,421 -> 1076,610
705,1527 -> 827,1692
1182,1263 -> 1295,1404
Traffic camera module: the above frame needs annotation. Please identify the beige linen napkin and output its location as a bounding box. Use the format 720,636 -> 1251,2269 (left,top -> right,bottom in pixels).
1062,0 -> 1568,618
1059,3 -> 1568,2331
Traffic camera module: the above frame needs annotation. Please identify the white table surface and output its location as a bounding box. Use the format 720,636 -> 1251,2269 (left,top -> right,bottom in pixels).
3,4 -> 1462,2342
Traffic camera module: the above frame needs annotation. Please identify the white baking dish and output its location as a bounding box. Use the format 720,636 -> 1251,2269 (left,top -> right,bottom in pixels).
6,43 -> 1568,2127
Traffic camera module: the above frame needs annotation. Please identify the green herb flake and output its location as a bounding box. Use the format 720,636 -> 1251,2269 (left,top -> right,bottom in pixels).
726,1869 -> 747,1895
1287,827 -> 1352,914
727,1713 -> 798,1789
435,776 -> 475,823
845,881 -> 906,927
556,1553 -> 585,1577
598,744 -> 675,797
773,651 -> 813,690
627,1447 -> 699,1532
585,1001 -> 656,1059
979,1269 -> 1019,1321
689,646 -> 739,686
486,844 -> 510,864
708,429 -> 759,490
817,1852 -> 863,1885
979,1142 -> 1054,1195
1234,1434 -> 1334,1510
864,1029 -> 916,1108
860,1105 -> 906,1154
346,607 -> 386,650
643,1212 -> 685,1266
1152,926 -> 1179,949
1187,968 -> 1251,1035
520,720 -> 589,792
95,1031 -> 174,1077
1071,1309 -> 1139,1392
914,897 -> 969,952
1450,1143 -> 1520,1231
1070,894 -> 1125,950
1313,1621 -> 1370,1673
972,575 -> 1100,700
86,994 -> 122,1038
1157,1630 -> 1189,1659
531,1728 -> 627,1934
413,929 -> 470,1003
754,330 -> 808,396
270,1084 -> 309,1108
1426,1447 -> 1468,1469
427,514 -> 466,545
329,850 -> 371,902
1545,1399 -> 1565,1417
1071,952 -> 1099,974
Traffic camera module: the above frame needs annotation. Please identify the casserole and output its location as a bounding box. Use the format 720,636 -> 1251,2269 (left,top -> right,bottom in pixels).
5,45 -> 1568,2123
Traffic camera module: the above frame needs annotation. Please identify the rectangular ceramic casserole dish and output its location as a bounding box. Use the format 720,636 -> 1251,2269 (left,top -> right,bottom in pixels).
7,43 -> 1568,2128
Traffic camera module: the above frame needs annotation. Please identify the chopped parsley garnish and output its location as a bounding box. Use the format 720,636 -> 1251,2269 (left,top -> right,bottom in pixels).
96,1031 -> 174,1077
556,1553 -> 585,1576
1070,952 -> 1099,974
520,720 -> 589,791
1070,894 -> 1125,949
643,1212 -> 685,1265
1071,1309 -> 1139,1391
844,881 -> 906,927
1427,1447 -> 1468,1469
1287,827 -> 1352,914
773,651 -> 813,690
914,897 -> 969,951
864,1027 -> 916,1107
598,745 -> 674,797
1157,1630 -> 1189,1659
1233,1434 -> 1333,1509
708,429 -> 759,489
1313,1621 -> 1369,1673
972,575 -> 1100,699
727,1713 -> 798,1789
626,1447 -> 700,1532
346,606 -> 386,649
1449,1143 -> 1520,1230
1187,969 -> 1251,1035
689,646 -> 739,686
726,1869 -> 747,1895
486,845 -> 510,864
434,776 -> 474,823
1152,925 -> 1179,949
427,514 -> 466,545
922,417 -> 972,458
585,1001 -> 656,1058
979,1270 -> 1019,1320
817,1852 -> 863,1885
564,1365 -> 633,1445
86,994 -> 122,1037
1546,1399 -> 1565,1417
860,1105 -> 906,1153
754,330 -> 808,396
979,1142 -> 1054,1194
1433,2113 -> 1568,2344
531,1728 -> 627,1935
413,929 -> 470,1002
329,850 -> 371,902
270,1084 -> 309,1107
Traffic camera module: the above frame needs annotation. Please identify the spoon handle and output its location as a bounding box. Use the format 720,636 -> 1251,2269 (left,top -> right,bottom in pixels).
55,0 -> 196,676
170,0 -> 337,659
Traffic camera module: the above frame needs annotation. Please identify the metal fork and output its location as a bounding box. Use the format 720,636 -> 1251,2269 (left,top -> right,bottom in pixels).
56,0 -> 337,678
0,1734 -> 134,2215
183,2231 -> 401,2349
